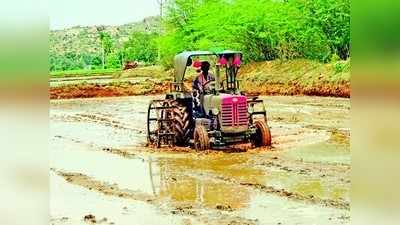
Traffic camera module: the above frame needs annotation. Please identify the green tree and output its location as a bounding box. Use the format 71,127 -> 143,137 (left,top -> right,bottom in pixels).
99,31 -> 114,68
159,0 -> 350,67
123,31 -> 158,64
106,50 -> 123,69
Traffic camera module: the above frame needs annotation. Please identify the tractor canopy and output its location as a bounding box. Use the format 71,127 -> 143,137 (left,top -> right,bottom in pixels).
174,50 -> 242,84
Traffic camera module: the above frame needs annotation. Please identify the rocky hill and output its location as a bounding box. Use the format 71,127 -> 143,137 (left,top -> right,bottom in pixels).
50,16 -> 160,58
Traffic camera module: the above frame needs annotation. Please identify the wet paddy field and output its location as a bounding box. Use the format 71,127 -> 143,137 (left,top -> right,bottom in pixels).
50,95 -> 350,225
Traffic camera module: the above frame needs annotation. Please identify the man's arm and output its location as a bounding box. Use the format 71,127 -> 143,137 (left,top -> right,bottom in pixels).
192,77 -> 201,92
208,73 -> 215,81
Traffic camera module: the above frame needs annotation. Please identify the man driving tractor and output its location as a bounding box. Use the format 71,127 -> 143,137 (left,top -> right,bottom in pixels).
192,61 -> 214,116
147,50 -> 271,149
192,61 -> 214,93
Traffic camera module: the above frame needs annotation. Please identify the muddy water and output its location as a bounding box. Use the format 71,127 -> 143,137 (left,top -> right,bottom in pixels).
50,95 -> 350,225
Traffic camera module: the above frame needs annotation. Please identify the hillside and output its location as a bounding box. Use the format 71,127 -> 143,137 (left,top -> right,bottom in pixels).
49,16 -> 159,70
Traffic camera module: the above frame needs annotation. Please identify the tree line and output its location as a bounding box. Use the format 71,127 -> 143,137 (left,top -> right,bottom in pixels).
49,31 -> 158,71
50,0 -> 349,71
159,0 -> 350,67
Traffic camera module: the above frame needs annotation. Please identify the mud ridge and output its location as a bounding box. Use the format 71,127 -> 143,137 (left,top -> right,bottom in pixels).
52,168 -> 155,202
52,169 -> 261,225
53,113 -> 143,133
193,171 -> 350,210
253,156 -> 350,180
238,181 -> 349,210
50,82 -> 170,99
53,135 -> 140,159
50,80 -> 349,100
100,147 -> 139,159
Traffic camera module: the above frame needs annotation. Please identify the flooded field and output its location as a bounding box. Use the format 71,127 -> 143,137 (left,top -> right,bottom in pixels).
50,95 -> 350,225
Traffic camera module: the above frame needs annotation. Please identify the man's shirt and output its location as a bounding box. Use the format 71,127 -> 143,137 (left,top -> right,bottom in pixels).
192,72 -> 214,92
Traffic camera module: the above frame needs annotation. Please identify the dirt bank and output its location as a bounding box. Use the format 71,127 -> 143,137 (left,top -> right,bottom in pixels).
50,82 -> 170,99
49,59 -> 350,99
49,80 -> 349,99
240,59 -> 350,98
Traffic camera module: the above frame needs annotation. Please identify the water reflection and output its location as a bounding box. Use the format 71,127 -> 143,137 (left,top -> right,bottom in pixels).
147,155 -> 256,209
146,151 -> 349,209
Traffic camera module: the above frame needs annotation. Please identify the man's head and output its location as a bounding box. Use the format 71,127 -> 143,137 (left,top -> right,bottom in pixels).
201,61 -> 210,75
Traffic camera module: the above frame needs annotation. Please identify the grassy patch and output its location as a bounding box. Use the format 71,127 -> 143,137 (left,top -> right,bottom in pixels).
117,66 -> 172,81
239,59 -> 350,97
50,68 -> 122,78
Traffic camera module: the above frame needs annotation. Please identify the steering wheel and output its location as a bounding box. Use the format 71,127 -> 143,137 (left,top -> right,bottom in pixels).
202,79 -> 212,87
202,80 -> 215,93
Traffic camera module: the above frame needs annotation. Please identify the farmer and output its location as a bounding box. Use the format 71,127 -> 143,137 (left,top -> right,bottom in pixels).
192,61 -> 214,116
192,61 -> 214,94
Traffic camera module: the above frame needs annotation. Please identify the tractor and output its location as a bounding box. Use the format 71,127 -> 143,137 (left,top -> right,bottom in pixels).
147,50 -> 271,150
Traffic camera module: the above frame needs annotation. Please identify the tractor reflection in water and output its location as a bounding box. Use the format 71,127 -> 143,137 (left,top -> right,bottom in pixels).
147,50 -> 271,150
147,157 -> 255,210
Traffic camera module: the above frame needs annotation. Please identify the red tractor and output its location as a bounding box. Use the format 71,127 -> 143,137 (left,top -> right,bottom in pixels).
147,50 -> 271,150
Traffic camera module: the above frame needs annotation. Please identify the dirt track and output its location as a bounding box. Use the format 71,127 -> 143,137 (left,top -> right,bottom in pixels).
50,95 -> 350,225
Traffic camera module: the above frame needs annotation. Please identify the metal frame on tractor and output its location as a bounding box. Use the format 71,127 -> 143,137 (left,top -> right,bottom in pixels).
147,50 -> 271,149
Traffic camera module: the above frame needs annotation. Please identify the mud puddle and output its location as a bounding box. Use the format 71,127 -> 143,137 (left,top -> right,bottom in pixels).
50,95 -> 350,225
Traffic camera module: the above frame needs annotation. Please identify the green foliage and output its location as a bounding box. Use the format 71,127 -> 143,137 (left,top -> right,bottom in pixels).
50,68 -> 121,78
296,0 -> 350,59
50,30 -> 160,72
106,51 -> 122,69
334,58 -> 350,74
158,32 -> 187,68
159,0 -> 350,67
49,52 -> 104,71
99,31 -> 114,55
123,31 -> 158,63
49,16 -> 160,72
49,1 -> 350,72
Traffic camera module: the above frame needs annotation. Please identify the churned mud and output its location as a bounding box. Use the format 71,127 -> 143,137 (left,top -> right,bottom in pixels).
49,80 -> 170,99
50,95 -> 350,225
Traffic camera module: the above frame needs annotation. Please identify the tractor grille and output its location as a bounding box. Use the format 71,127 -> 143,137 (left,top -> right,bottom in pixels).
221,99 -> 248,127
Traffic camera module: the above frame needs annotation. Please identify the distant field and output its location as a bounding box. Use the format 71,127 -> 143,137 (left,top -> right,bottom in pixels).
49,66 -> 170,79
50,68 -> 122,78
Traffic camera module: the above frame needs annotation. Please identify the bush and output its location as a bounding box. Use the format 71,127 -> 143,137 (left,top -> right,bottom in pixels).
159,0 -> 350,68
334,59 -> 350,74
123,31 -> 158,64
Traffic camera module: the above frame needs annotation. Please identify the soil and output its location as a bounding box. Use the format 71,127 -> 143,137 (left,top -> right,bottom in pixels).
49,76 -> 349,99
50,95 -> 350,225
49,81 -> 170,99
243,83 -> 350,98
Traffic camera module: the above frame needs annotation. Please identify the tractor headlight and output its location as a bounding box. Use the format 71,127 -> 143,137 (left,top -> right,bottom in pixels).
211,108 -> 220,116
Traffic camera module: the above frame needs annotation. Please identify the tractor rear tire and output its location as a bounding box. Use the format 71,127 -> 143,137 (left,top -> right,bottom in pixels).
171,101 -> 192,146
194,125 -> 210,151
252,120 -> 272,147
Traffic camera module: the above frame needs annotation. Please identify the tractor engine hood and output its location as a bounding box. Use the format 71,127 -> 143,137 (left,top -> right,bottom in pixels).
203,94 -> 248,133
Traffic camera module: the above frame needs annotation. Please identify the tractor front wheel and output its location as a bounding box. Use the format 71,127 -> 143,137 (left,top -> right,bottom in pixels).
194,125 -> 210,151
252,120 -> 272,147
171,101 -> 191,146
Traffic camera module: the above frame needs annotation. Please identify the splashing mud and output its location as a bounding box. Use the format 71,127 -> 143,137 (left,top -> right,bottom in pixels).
50,95 -> 350,225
